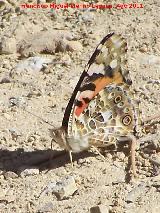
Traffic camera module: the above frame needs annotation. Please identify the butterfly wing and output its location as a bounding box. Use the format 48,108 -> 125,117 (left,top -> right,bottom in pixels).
71,84 -> 136,149
62,33 -> 131,128
62,33 -> 136,152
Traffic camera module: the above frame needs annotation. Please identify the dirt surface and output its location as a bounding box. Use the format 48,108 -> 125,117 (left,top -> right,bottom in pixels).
0,0 -> 160,212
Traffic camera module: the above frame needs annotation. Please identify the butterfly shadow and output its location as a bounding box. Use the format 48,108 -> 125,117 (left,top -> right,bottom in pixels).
0,148 -> 95,174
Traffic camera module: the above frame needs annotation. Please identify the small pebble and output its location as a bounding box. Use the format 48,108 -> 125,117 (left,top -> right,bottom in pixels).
0,0 -> 6,10
53,176 -> 77,199
40,176 -> 77,200
19,167 -> 39,177
4,171 -> 18,179
126,182 -> 146,203
139,45 -> 148,53
38,202 -> 55,213
9,96 -> 26,107
0,37 -> 17,54
81,12 -> 95,23
0,77 -> 11,84
67,40 -> 83,52
13,57 -> 53,73
90,205 -> 109,213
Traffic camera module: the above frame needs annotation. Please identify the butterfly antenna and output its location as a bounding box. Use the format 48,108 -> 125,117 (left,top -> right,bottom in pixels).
22,107 -> 55,128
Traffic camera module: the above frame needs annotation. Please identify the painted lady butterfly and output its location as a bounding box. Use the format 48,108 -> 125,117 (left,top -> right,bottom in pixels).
51,33 -> 140,176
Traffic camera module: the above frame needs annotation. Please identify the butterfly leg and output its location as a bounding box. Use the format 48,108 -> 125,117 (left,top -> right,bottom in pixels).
51,139 -> 54,150
91,146 -> 106,161
47,139 -> 54,164
69,150 -> 74,168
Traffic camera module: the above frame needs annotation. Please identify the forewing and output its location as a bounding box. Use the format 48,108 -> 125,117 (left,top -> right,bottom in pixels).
62,33 -> 131,131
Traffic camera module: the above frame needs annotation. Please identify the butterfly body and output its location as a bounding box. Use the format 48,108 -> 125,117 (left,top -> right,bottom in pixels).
51,33 -> 139,175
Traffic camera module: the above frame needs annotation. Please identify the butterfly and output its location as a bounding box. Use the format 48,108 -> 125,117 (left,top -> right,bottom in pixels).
51,33 -> 140,176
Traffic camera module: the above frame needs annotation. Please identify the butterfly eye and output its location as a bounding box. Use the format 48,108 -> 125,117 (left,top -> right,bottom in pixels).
114,95 -> 122,103
122,115 -> 132,126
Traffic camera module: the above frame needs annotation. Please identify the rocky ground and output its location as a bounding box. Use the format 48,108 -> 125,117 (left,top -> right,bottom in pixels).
0,0 -> 160,212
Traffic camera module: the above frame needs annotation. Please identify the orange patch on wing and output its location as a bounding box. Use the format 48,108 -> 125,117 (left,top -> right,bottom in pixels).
75,90 -> 94,117
75,98 -> 88,117
74,72 -> 123,117
94,72 -> 123,96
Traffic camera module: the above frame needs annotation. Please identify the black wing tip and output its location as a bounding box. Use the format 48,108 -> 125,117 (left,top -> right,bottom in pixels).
100,32 -> 115,44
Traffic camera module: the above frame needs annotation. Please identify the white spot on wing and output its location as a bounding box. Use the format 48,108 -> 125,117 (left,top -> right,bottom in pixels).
97,43 -> 103,50
88,63 -> 105,76
101,111 -> 112,122
110,59 -> 117,69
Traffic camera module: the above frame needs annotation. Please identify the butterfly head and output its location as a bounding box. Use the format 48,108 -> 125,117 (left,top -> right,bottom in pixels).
50,127 -> 70,151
